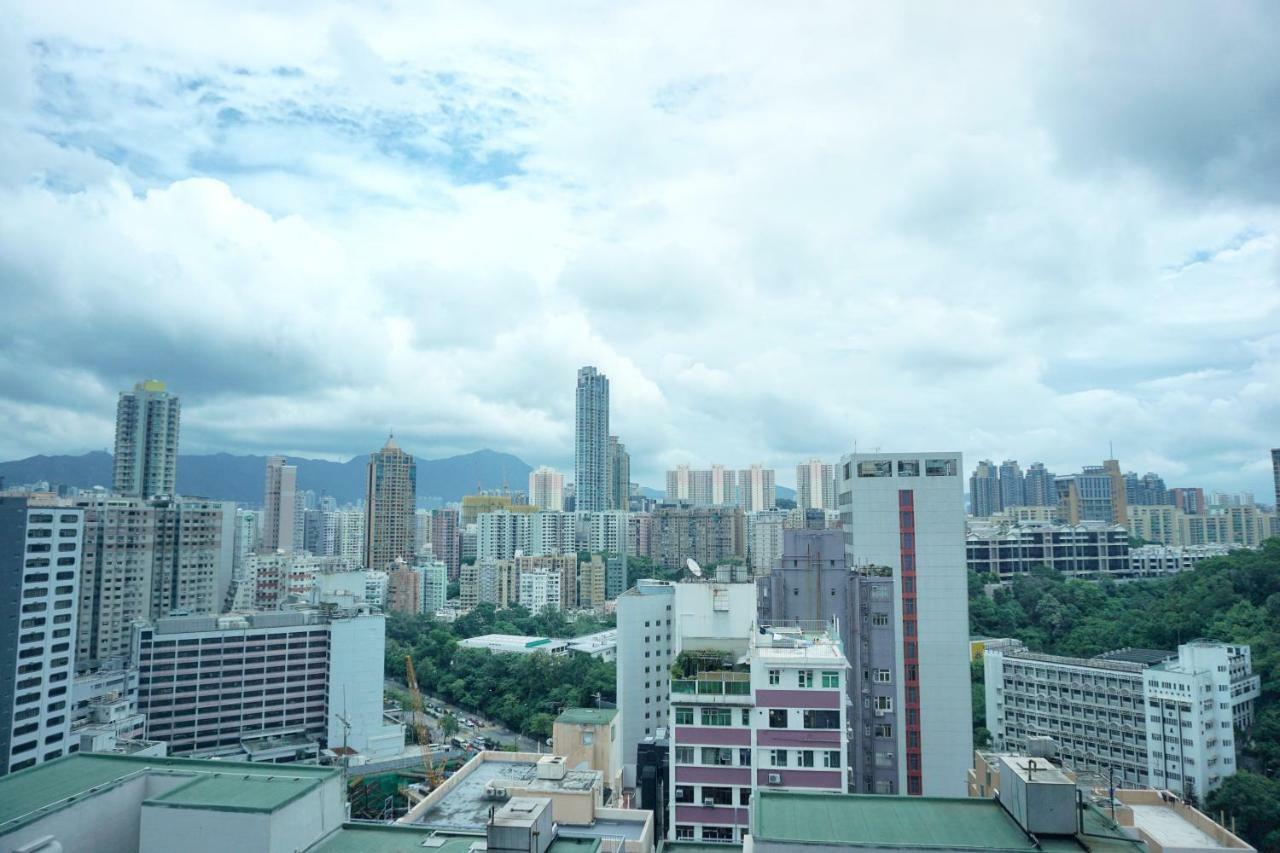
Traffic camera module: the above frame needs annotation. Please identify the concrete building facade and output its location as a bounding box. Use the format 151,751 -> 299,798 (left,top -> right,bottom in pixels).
575,366 -> 610,513
364,437 -> 417,571
839,452 -> 972,797
112,379 -> 180,499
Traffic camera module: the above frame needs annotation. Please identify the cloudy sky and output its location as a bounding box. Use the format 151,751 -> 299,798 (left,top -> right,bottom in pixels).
1,1 -> 1278,496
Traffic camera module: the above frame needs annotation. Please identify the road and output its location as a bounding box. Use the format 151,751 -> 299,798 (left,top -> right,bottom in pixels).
385,679 -> 548,754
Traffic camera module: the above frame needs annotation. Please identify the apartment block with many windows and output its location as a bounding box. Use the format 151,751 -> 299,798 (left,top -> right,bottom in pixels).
669,623 -> 848,844
0,497 -> 83,775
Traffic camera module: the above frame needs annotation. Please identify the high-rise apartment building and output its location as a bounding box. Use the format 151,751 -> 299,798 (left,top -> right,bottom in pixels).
575,366 -> 610,512
1272,448 -> 1280,511
665,466 -> 738,507
1169,487 -> 1206,515
1125,472 -> 1169,506
968,460 -> 1000,517
529,466 -> 566,511
606,436 -> 631,511
651,505 -> 745,569
737,465 -> 776,512
364,437 -> 417,571
839,452 -> 971,797
1104,458 -> 1127,526
0,497 -> 83,775
796,459 -> 837,511
1023,463 -> 1056,507
746,510 -> 787,574
262,456 -> 298,553
668,623 -> 850,844
998,460 -> 1024,509
75,496 -> 235,664
112,379 -> 181,499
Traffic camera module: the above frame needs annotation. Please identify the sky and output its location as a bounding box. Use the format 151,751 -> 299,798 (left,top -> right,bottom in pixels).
0,2 -> 1278,497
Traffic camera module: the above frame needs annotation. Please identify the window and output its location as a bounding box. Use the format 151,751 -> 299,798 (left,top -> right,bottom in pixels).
897,460 -> 919,477
874,696 -> 893,712
824,750 -> 841,768
702,747 -> 733,766
798,750 -> 815,767
581,731 -> 594,745
768,669 -> 780,685
741,709 -> 750,725
804,710 -> 841,729
739,787 -> 752,806
770,749 -> 788,767
702,827 -> 734,842
925,458 -> 956,476
874,669 -> 892,683
676,707 -> 693,725
798,670 -> 813,688
769,709 -> 788,728
858,460 -> 892,477
702,786 -> 733,805
739,748 -> 752,766
872,613 -> 889,627
874,724 -> 893,738
675,785 -> 694,803
701,708 -> 731,726
822,671 -> 839,688
675,826 -> 694,840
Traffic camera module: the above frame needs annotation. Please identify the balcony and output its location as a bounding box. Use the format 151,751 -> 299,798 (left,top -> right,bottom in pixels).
672,672 -> 752,703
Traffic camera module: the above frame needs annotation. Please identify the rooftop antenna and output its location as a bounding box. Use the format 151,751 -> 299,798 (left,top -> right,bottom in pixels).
685,558 -> 703,578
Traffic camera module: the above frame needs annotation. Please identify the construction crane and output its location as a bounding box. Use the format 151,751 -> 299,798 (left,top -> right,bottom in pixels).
405,654 -> 443,789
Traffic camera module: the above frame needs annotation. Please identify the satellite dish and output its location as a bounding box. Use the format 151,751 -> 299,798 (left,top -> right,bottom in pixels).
686,558 -> 703,578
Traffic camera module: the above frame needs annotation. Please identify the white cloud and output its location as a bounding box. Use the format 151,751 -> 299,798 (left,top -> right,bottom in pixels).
0,0 -> 1277,498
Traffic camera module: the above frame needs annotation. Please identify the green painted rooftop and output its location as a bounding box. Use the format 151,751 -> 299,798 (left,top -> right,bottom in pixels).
0,753 -> 337,834
145,773 -> 320,813
557,707 -> 619,725
753,791 -> 1039,850
307,826 -> 601,853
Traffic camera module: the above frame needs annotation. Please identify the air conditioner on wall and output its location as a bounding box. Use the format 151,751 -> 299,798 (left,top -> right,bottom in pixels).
767,773 -> 782,784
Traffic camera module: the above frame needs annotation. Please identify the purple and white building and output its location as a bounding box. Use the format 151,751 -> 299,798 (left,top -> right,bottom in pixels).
668,623 -> 849,844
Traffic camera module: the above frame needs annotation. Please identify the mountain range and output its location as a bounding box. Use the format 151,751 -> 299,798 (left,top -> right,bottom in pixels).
0,449 -> 533,506
0,451 -> 795,506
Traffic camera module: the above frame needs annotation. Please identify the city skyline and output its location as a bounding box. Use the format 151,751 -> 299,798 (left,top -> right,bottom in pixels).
1,5 -> 1277,502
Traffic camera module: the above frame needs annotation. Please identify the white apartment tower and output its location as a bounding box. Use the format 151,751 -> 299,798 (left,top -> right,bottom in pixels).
738,465 -> 776,512
796,459 -> 837,511
839,452 -> 972,797
112,379 -> 180,499
529,466 -> 566,511
0,498 -> 83,775
262,456 -> 298,553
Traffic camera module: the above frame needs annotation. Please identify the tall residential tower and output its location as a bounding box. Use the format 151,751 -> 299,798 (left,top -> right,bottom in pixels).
364,437 -> 417,570
575,367 -> 610,512
112,379 -> 180,498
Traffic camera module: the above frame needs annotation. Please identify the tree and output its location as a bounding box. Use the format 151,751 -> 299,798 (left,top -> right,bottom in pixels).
440,712 -> 460,738
1204,771 -> 1280,852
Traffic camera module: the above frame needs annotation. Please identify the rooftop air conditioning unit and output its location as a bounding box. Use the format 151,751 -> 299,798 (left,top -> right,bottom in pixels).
767,773 -> 782,784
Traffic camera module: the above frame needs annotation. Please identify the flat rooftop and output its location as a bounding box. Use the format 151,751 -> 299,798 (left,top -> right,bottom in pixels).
146,773 -> 320,813
307,825 -> 601,853
1094,648 -> 1175,666
753,791 -> 1038,851
0,753 -> 337,835
558,817 -> 648,842
414,757 -> 601,831
557,707 -> 618,726
1128,805 -> 1233,850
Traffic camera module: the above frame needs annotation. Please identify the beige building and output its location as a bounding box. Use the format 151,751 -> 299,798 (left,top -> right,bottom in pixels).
553,708 -> 623,802
529,466 -> 566,511
262,455 -> 298,553
578,555 -> 608,610
364,436 -> 417,570
1128,504 -> 1277,548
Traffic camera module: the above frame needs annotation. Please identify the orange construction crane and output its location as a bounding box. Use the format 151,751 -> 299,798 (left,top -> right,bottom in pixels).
405,655 -> 443,789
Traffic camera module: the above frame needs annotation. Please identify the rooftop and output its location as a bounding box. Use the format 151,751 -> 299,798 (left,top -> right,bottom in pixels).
753,790 -> 1039,850
412,755 -> 601,831
1094,648 -> 1176,666
145,773 -> 319,813
1129,805 -> 1230,850
557,707 -> 618,726
306,825 -> 602,853
0,753 -> 336,835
